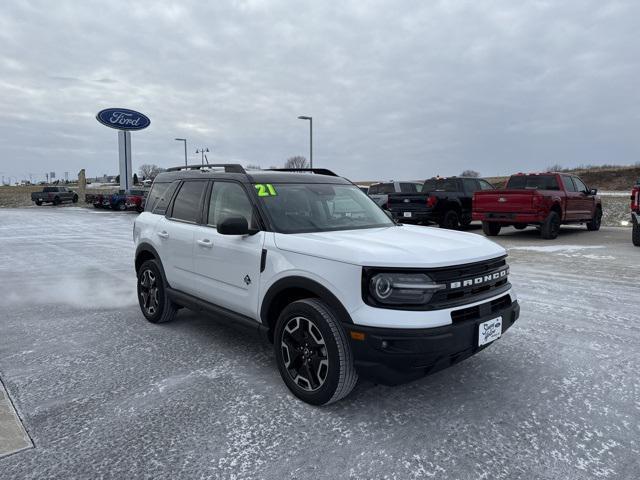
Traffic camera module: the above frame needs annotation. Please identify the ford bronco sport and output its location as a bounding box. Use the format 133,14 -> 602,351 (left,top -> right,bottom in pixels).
133,165 -> 519,405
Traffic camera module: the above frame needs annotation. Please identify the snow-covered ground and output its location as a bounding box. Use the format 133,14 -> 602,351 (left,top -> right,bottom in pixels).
0,208 -> 638,479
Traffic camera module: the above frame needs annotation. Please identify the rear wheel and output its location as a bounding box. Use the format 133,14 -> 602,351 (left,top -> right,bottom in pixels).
274,298 -> 357,405
586,207 -> 602,231
35,200 -> 42,206
482,221 -> 501,236
440,210 -> 460,229
541,211 -> 561,239
460,214 -> 472,228
632,216 -> 640,247
137,259 -> 177,324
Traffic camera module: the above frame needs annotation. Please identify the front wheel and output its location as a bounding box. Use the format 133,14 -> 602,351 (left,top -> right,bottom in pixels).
137,259 -> 177,323
482,221 -> 501,236
586,207 -> 602,231
274,298 -> 358,405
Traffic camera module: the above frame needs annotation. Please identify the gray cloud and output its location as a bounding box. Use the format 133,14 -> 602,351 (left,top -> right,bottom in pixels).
0,0 -> 638,182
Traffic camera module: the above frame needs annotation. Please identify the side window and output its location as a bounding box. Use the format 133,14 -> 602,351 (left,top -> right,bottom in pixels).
377,183 -> 394,194
207,182 -> 254,227
478,179 -> 495,190
149,181 -> 178,214
562,175 -> 577,192
399,182 -> 418,193
170,181 -> 207,223
368,184 -> 379,195
462,179 -> 478,193
573,177 -> 587,193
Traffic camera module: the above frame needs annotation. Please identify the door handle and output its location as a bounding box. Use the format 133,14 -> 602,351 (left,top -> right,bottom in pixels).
197,239 -> 213,248
156,231 -> 169,239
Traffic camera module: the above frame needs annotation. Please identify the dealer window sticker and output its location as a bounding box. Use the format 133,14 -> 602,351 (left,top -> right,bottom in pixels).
255,183 -> 278,197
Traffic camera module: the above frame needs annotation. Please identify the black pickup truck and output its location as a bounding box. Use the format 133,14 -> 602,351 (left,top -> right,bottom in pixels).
387,177 -> 495,228
31,186 -> 79,206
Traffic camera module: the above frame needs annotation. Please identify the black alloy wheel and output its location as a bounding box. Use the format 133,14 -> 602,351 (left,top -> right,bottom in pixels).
280,316 -> 329,392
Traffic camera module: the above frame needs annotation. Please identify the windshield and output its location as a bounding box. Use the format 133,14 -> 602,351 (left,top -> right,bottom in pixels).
255,183 -> 394,233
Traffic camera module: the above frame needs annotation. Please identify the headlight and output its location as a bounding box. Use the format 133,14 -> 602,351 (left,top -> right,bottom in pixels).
368,272 -> 445,305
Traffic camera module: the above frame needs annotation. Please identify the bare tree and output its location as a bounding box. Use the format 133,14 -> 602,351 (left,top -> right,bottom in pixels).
546,164 -> 564,172
139,164 -> 165,180
284,156 -> 309,169
460,170 -> 480,177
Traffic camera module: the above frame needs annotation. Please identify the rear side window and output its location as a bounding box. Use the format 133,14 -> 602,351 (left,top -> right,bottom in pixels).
506,175 -> 559,190
43,187 -> 57,192
562,175 -> 577,192
170,181 -> 207,223
462,179 -> 478,193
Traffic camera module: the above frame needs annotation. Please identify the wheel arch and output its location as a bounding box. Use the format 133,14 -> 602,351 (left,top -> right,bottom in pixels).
260,276 -> 353,343
135,243 -> 170,288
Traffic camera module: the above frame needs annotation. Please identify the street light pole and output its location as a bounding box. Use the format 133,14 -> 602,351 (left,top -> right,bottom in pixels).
195,147 -> 210,165
175,138 -> 188,166
297,115 -> 313,169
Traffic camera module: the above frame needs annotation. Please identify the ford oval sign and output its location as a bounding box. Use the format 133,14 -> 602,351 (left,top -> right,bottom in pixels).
96,108 -> 150,131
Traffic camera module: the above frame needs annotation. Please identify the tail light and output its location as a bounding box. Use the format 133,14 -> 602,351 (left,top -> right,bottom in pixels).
426,196 -> 438,208
632,187 -> 640,211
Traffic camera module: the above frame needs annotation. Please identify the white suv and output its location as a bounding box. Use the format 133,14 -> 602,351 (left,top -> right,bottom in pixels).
133,165 -> 519,405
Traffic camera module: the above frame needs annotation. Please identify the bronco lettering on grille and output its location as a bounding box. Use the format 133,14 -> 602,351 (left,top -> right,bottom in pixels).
449,268 -> 508,289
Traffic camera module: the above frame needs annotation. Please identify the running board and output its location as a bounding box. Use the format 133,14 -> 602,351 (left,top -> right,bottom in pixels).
166,288 -> 269,340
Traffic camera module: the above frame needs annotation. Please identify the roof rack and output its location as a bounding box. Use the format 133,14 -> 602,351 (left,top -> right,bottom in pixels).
166,164 -> 246,174
266,168 -> 338,177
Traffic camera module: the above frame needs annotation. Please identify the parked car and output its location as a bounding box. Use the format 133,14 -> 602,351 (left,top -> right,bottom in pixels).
89,193 -> 111,208
133,164 -> 519,405
632,179 -> 640,246
109,189 -> 147,212
473,172 -> 602,239
31,186 -> 78,206
387,176 -> 495,228
367,181 -> 422,209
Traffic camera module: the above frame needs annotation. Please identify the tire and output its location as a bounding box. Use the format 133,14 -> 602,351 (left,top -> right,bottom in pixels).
137,259 -> 178,324
633,217 -> 640,247
72,194 -> 78,203
460,214 -> 472,228
35,200 -> 42,206
53,196 -> 61,206
114,201 -> 126,211
513,223 -> 527,230
586,207 -> 602,231
482,221 -> 501,236
541,211 -> 561,239
440,210 -> 460,229
274,298 -> 358,406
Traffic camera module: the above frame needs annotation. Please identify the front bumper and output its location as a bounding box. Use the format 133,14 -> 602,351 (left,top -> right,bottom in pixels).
343,299 -> 520,385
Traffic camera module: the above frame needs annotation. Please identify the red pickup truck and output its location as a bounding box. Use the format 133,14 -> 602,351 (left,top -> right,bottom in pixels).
473,173 -> 602,239
632,180 -> 639,246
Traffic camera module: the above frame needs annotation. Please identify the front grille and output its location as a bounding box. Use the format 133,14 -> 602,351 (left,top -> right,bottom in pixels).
362,256 -> 512,311
451,294 -> 512,323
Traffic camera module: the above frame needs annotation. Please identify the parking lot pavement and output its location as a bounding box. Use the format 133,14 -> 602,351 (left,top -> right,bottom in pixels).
0,207 -> 638,479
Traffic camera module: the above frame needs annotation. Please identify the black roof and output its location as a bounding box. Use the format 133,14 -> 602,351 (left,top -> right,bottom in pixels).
154,167 -> 351,185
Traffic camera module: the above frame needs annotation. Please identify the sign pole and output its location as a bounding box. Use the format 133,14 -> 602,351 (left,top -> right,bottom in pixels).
118,130 -> 132,191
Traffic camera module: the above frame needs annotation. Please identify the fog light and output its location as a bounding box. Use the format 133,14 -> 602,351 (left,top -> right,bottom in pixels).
381,340 -> 389,349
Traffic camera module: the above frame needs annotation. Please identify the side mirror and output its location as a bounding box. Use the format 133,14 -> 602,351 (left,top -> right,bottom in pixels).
217,216 -> 249,235
589,188 -> 598,195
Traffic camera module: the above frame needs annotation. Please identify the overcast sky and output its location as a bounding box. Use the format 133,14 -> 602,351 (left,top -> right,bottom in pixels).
0,0 -> 638,183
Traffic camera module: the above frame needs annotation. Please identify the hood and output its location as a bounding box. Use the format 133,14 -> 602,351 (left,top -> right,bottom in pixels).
273,225 -> 506,268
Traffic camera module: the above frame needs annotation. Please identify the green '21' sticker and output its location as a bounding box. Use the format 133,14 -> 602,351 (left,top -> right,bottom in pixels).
255,183 -> 277,197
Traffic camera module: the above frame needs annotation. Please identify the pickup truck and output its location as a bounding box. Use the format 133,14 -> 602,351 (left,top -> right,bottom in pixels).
367,181 -> 423,209
109,189 -> 147,212
632,180 -> 640,246
387,177 -> 496,229
31,186 -> 78,206
473,172 -> 602,239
